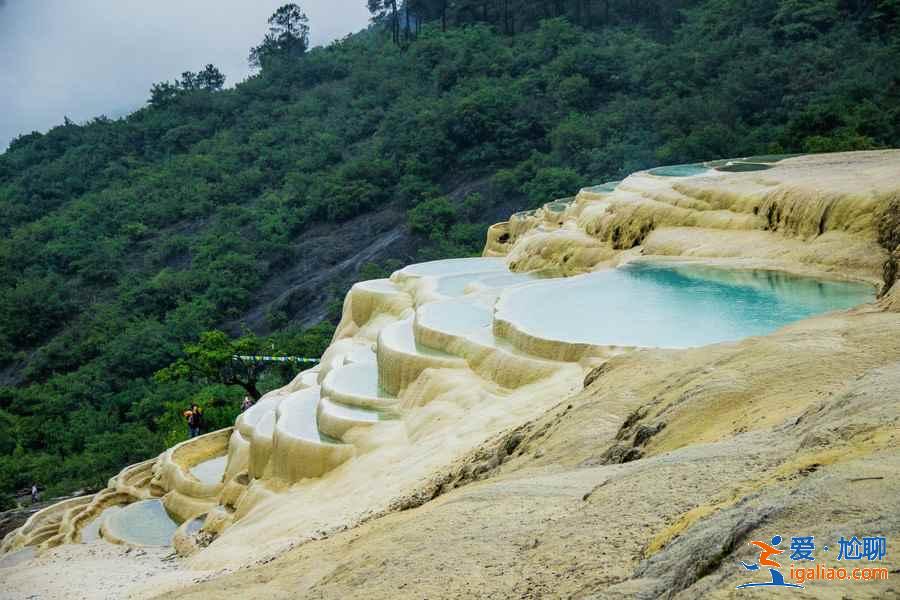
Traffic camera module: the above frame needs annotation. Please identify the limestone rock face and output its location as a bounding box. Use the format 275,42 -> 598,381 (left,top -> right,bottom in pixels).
501,151 -> 898,285
4,151 -> 899,600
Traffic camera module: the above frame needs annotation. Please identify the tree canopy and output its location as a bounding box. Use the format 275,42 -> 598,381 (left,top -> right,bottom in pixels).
249,3 -> 311,67
155,331 -> 267,400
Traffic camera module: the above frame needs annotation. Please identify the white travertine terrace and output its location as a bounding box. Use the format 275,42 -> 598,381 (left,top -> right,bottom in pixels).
2,150 -> 895,561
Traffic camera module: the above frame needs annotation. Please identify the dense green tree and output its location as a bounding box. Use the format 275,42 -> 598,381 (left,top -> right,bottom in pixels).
155,331 -> 267,400
408,197 -> 458,236
249,4 -> 311,67
180,65 -> 227,91
148,64 -> 226,108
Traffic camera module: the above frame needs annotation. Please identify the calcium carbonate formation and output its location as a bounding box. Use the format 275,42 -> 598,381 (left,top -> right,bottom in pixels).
3,150 -> 896,558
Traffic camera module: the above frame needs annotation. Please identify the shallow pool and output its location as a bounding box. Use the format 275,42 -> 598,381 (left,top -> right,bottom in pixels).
648,164 -> 711,177
585,181 -> 620,193
400,257 -> 506,278
278,387 -> 339,442
326,362 -> 394,400
417,299 -> 493,338
190,455 -> 227,484
321,397 -> 384,422
381,319 -> 457,358
184,515 -> 206,536
497,263 -> 875,349
436,272 -> 498,296
436,270 -> 540,297
79,505 -> 122,542
544,200 -> 572,213
103,499 -> 180,547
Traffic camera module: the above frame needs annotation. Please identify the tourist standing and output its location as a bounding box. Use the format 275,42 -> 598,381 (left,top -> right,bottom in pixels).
185,403 -> 203,438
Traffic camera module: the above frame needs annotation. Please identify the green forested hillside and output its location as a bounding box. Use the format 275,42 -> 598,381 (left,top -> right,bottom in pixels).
1,0 -> 898,503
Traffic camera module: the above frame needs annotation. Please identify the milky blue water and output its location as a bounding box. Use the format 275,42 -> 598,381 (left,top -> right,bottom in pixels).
278,387 -> 339,442
418,299 -> 493,337
499,263 -> 875,348
545,200 -> 572,213
327,362 -> 394,399
436,270 -> 540,297
381,319 -> 457,358
585,181 -> 620,193
185,515 -> 206,536
104,499 -> 179,546
320,397 -> 383,422
79,505 -> 122,542
648,164 -> 711,177
652,155 -> 802,176
190,455 -> 227,484
400,257 -> 506,278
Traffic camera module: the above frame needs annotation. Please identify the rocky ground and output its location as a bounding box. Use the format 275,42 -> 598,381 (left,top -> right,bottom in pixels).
0,542 -> 188,600
146,305 -> 899,599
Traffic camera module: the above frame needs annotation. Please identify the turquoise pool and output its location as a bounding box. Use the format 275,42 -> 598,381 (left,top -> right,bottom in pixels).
497,263 -> 875,349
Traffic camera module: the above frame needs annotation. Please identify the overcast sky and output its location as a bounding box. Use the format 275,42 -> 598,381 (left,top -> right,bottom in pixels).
0,0 -> 371,150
